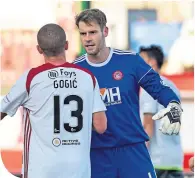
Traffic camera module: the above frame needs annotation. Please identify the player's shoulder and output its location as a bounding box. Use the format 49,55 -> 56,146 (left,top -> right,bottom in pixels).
160,76 -> 176,88
73,54 -> 87,64
160,75 -> 180,96
70,62 -> 94,76
27,62 -> 93,77
72,57 -> 96,87
113,48 -> 136,56
112,49 -> 140,66
24,63 -> 54,82
27,63 -> 50,74
15,68 -> 31,83
71,63 -> 96,88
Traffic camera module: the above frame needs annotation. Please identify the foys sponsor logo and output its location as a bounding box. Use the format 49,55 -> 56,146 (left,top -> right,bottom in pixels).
100,87 -> 122,106
48,70 -> 59,79
48,69 -> 76,79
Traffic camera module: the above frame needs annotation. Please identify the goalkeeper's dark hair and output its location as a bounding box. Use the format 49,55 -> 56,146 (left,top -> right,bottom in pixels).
139,45 -> 164,69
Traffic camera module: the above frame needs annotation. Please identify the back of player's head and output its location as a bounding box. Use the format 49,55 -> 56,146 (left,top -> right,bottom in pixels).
75,8 -> 107,31
37,23 -> 66,57
147,45 -> 164,69
139,45 -> 164,69
139,46 -> 150,53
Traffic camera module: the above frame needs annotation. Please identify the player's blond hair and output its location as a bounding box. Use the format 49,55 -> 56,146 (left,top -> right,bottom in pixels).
75,9 -> 107,31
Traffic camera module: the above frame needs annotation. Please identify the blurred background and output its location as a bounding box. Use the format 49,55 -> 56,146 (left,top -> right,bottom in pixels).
0,0 -> 194,177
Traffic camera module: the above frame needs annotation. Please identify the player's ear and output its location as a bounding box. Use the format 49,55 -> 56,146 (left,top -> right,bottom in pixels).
103,26 -> 108,37
36,45 -> 43,54
149,58 -> 157,68
64,41 -> 68,50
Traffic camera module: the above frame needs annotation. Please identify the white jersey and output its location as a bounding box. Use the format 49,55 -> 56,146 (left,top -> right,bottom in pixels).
0,62 -> 106,178
140,76 -> 183,170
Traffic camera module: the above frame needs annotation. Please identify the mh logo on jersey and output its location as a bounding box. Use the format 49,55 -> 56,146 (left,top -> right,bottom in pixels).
100,87 -> 122,106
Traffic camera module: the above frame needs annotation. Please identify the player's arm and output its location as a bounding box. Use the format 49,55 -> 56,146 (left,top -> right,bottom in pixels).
0,70 -> 29,120
92,78 -> 107,134
143,113 -> 154,147
135,54 -> 182,135
93,111 -> 107,134
140,89 -> 157,147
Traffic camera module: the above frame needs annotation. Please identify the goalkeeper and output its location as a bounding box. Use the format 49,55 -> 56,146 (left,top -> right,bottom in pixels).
74,8 -> 183,178
140,45 -> 184,178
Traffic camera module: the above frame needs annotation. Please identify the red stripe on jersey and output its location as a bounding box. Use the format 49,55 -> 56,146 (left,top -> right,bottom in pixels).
26,62 -> 96,94
23,110 -> 31,178
23,112 -> 27,178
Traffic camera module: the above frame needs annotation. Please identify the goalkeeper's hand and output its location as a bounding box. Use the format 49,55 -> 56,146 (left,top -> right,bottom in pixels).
152,101 -> 183,135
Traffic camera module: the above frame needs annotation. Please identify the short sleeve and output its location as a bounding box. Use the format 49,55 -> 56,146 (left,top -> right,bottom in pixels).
0,70 -> 30,117
93,78 -> 107,113
140,89 -> 158,114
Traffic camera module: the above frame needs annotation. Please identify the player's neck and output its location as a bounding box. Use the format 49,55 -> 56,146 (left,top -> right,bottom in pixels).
154,68 -> 160,73
152,65 -> 160,73
45,56 -> 67,65
87,47 -> 110,64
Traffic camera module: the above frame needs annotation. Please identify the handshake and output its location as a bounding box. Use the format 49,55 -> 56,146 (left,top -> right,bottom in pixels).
152,101 -> 183,135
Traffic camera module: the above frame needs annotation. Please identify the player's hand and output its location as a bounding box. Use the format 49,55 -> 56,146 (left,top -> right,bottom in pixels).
152,101 -> 182,135
189,156 -> 194,172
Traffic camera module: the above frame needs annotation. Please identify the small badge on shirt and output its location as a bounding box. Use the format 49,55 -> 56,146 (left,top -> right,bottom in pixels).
113,71 -> 123,80
52,138 -> 61,147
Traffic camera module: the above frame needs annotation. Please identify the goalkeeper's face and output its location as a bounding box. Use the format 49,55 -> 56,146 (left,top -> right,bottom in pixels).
78,21 -> 108,56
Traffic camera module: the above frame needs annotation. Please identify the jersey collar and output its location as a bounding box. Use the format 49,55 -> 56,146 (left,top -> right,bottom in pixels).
85,48 -> 113,67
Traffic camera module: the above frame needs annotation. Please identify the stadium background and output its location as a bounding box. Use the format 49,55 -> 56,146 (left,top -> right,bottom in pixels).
0,0 -> 194,177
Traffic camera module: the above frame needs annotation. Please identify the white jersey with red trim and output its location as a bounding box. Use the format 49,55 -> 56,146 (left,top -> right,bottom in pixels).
0,62 -> 106,178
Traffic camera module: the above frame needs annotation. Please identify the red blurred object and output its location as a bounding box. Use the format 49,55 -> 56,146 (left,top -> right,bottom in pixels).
163,72 -> 194,91
183,153 -> 194,172
1,150 -> 22,175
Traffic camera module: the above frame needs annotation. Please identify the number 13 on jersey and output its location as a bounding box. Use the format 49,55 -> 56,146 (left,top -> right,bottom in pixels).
53,95 -> 83,133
